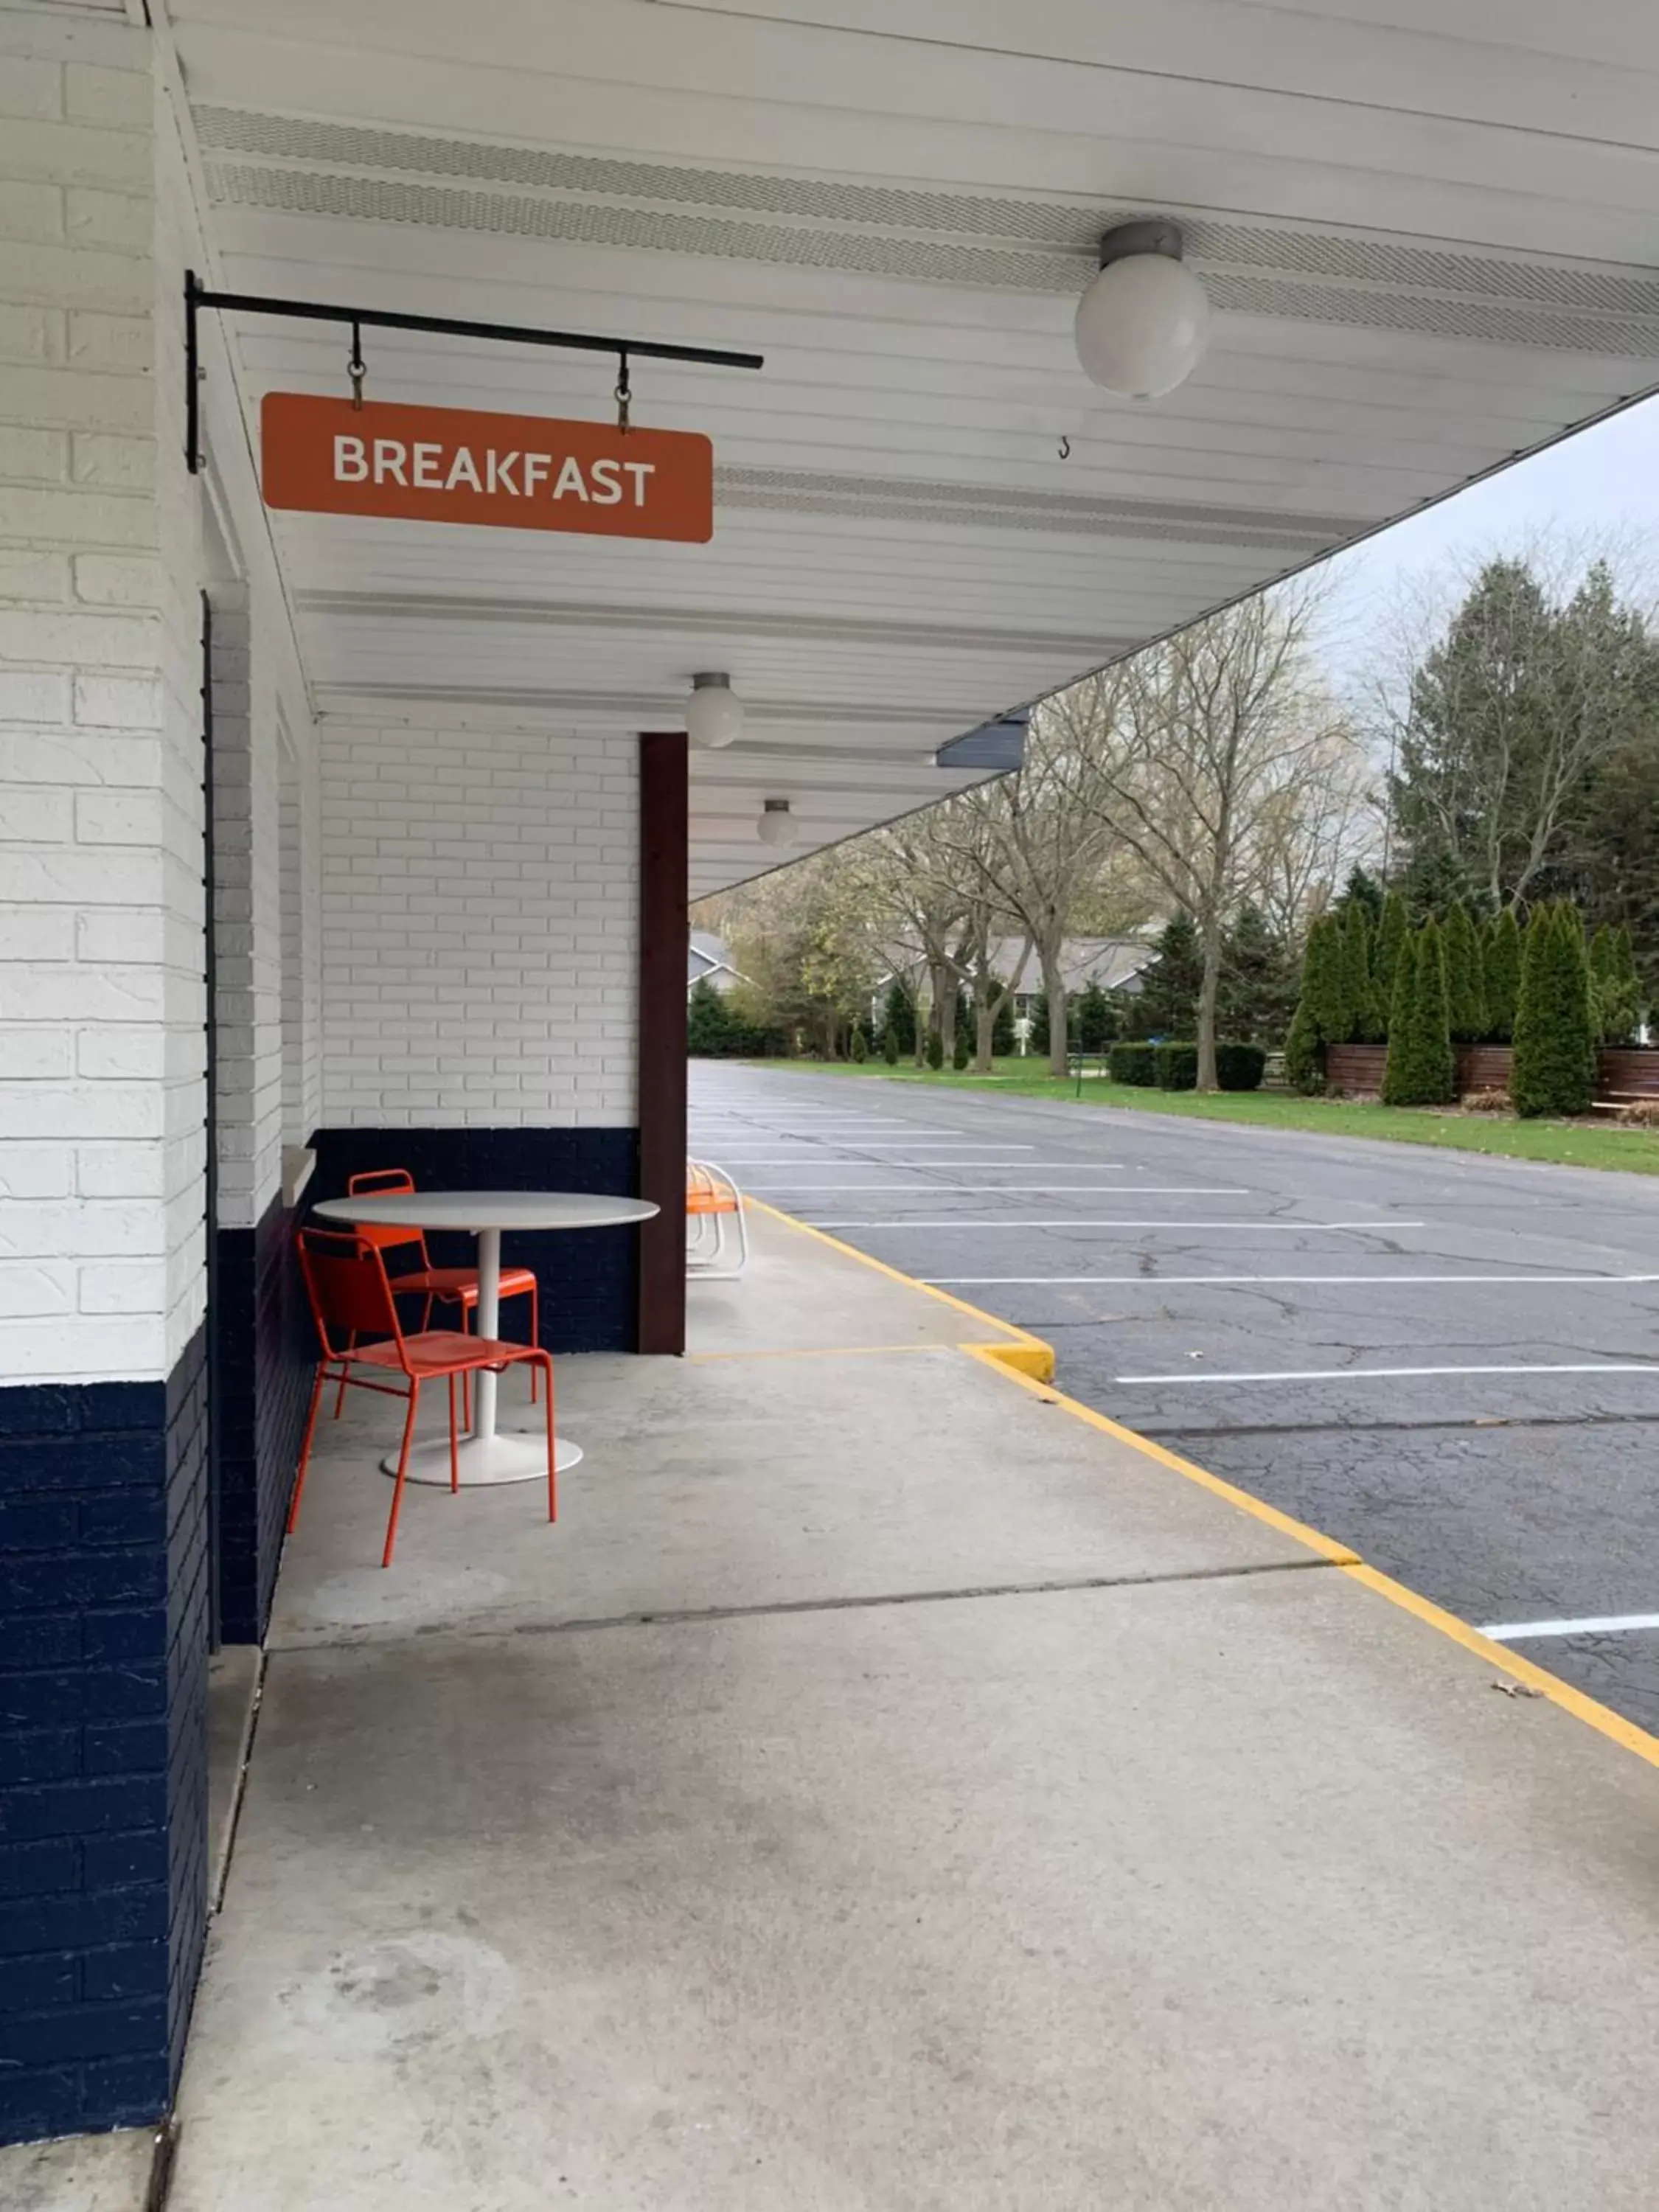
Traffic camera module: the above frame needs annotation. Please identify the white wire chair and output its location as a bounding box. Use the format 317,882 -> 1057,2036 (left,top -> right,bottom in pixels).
686,1157 -> 749,1279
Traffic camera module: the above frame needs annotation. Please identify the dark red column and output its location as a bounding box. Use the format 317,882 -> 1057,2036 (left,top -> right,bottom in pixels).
637,732 -> 689,1353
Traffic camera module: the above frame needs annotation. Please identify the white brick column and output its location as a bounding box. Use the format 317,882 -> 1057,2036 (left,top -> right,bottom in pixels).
208,587 -> 284,1231
0,6 -> 205,1385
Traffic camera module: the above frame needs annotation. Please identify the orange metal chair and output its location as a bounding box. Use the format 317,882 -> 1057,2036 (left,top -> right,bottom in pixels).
332,1167 -> 540,1418
291,1227 -> 556,1568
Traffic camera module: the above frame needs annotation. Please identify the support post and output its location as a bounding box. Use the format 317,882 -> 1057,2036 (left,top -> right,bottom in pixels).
637,734 -> 689,1353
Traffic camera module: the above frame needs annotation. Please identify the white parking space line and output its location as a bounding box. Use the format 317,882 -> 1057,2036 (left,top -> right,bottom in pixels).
853,1218 -> 1425,1235
1479,1613 -> 1659,1641
922,1272 -> 1659,1286
1112,1363 -> 1659,1385
739,1182 -> 1143,1192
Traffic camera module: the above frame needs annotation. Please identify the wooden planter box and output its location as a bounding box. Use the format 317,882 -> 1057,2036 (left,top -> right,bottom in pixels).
1324,1042 -> 1659,1101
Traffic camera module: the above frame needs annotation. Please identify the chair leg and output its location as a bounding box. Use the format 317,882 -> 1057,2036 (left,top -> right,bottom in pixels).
332,1333 -> 356,1418
448,1374 -> 459,1493
540,1354 -> 557,1523
382,1380 -> 421,1568
528,1281 -> 540,1404
288,1365 -> 327,1534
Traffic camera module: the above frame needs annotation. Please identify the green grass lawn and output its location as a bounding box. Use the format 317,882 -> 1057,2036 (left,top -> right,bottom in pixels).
730,1056 -> 1659,1175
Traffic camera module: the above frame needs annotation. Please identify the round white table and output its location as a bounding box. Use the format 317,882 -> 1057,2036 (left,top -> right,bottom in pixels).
313,1189 -> 659,1487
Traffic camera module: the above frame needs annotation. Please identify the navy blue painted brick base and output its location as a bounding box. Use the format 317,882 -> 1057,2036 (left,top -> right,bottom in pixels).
0,1326 -> 209,2146
215,1193 -> 312,1644
306,1127 -> 641,1352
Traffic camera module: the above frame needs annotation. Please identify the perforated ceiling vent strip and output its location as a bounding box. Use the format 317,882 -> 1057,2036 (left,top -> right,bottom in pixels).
205,162 -> 1659,357
192,105 -> 1659,320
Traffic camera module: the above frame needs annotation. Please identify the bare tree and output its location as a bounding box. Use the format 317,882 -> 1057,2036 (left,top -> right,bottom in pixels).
1054,584 -> 1354,1090
933,721 -> 1115,1077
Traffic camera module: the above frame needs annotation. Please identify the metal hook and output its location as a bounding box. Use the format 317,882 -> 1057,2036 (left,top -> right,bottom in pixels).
614,348 -> 631,436
348,318 -> 366,410
1057,434 -> 1071,459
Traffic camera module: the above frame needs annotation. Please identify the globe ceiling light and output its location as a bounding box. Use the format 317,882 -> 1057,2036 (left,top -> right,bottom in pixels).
757,799 -> 796,849
686,670 -> 743,750
1074,220 -> 1210,400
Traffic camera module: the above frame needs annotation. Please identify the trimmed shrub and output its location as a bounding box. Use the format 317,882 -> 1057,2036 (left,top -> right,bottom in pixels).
925,1032 -> 945,1071
1215,1043 -> 1267,1091
1512,902 -> 1596,1117
951,1032 -> 970,1071
1374,890 -> 1409,1018
1590,922 -> 1643,1046
1441,901 -> 1486,1042
1155,1040 -> 1199,1090
1283,999 -> 1324,1093
849,1025 -> 868,1062
882,1026 -> 899,1065
880,979 -> 917,1054
1341,904 -> 1378,1042
1382,922 -> 1456,1105
1108,1041 -> 1158,1087
1482,908 -> 1522,1041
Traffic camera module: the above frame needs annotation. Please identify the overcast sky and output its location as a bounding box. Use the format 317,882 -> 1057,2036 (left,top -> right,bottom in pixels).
1310,388 -> 1659,684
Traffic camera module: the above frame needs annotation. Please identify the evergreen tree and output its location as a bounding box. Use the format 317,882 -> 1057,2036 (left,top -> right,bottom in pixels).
687,975 -> 733,1057
880,978 -> 917,1054
1282,914 -> 1347,1088
1136,914 -> 1204,1035
1374,890 -> 1409,1027
1441,901 -> 1486,1043
882,1025 -> 900,1065
1512,903 -> 1596,1116
1340,903 -> 1377,1042
1305,914 -> 1352,1043
925,1031 -> 945,1072
1029,990 -> 1049,1054
1076,980 -> 1116,1051
1400,846 -> 1474,925
1382,922 -> 1455,1105
1481,908 -> 1522,1042
1335,865 -> 1385,928
1218,902 -> 1296,1041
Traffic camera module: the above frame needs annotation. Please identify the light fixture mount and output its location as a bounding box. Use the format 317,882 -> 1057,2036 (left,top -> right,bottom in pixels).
1097,218 -> 1184,268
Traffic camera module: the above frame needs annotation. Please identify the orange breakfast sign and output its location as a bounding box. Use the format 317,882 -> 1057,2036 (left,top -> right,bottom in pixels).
260,393 -> 714,543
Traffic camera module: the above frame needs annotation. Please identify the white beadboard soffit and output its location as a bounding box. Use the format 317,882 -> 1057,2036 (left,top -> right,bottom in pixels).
165,0 -> 1659,894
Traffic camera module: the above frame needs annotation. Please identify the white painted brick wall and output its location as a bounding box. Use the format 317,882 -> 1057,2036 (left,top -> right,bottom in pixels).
0,10 -> 180,1382
319,722 -> 639,1128
0,8 -> 319,1382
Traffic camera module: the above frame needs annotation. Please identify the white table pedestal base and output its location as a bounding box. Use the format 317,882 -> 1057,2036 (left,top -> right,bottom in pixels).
380,1432 -> 583,1487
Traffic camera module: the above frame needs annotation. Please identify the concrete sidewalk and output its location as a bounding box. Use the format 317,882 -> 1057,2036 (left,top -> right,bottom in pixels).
49,1206 -> 1659,2208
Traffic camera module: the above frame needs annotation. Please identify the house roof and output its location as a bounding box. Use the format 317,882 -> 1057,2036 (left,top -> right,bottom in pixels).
988,937 -> 1154,995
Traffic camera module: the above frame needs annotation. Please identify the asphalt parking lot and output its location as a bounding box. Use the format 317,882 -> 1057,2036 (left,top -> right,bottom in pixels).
691,1062 -> 1659,1736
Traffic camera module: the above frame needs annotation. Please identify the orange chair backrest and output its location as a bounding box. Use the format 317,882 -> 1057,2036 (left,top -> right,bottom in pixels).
345,1166 -> 425,1256
296,1228 -> 408,1366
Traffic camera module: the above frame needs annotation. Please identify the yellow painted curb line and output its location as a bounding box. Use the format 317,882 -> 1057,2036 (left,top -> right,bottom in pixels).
748,1198 -> 1055,1382
750,1197 -> 1659,1775
1338,1563 -> 1659,1772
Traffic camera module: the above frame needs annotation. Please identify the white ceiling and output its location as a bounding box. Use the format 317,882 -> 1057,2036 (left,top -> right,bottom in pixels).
164,0 -> 1659,896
